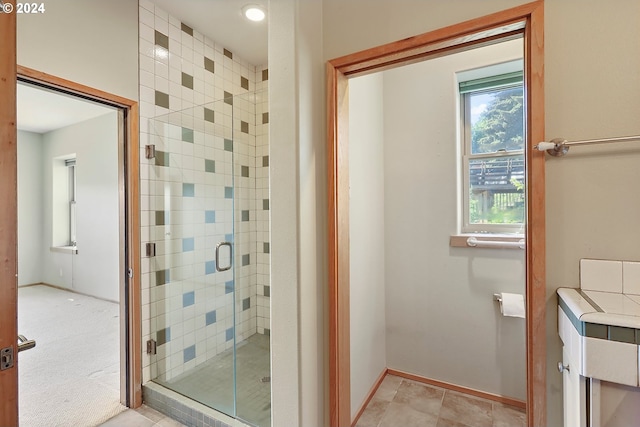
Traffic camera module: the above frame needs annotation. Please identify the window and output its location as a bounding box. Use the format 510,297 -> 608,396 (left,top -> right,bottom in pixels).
66,158 -> 77,246
52,155 -> 77,248
459,69 -> 525,234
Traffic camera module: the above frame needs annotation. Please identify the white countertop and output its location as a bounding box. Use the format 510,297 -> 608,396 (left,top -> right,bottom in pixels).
557,287 -> 640,329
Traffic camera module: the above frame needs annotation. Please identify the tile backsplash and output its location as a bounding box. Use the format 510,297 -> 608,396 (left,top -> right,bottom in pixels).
580,259 -> 640,295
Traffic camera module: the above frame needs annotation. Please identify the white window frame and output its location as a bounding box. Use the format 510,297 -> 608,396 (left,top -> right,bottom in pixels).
459,70 -> 525,235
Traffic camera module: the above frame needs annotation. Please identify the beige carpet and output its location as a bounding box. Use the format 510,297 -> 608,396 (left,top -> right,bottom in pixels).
18,285 -> 126,427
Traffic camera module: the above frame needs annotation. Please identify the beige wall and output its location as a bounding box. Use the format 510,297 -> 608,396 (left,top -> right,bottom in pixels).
382,40 -> 526,401
17,0 -> 139,100
320,0 -> 640,425
349,73 -> 387,418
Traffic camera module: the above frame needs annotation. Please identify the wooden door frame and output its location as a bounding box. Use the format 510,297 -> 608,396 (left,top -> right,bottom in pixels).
15,66 -> 142,409
0,35 -> 142,424
327,2 -> 545,426
0,5 -> 19,425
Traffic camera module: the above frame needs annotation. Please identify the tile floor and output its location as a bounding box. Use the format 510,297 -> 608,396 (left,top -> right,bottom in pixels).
355,374 -> 526,427
155,333 -> 271,427
99,405 -> 186,427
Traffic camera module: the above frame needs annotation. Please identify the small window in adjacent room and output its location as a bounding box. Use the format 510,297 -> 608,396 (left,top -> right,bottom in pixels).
458,66 -> 525,235
52,155 -> 77,248
66,158 -> 77,246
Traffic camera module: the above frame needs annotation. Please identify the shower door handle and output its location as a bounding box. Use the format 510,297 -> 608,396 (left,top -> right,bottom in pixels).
215,241 -> 232,272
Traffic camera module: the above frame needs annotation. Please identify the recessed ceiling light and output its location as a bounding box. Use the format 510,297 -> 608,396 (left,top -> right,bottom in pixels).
242,4 -> 266,22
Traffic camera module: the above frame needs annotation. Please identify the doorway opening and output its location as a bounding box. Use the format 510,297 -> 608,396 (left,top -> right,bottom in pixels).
327,3 -> 545,427
15,67 -> 141,425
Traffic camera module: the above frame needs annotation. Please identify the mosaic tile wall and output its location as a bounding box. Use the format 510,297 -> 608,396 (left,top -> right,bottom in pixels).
138,0 -> 270,382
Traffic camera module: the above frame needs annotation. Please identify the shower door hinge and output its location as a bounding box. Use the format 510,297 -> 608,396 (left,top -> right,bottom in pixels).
145,144 -> 156,159
147,339 -> 157,355
146,243 -> 156,257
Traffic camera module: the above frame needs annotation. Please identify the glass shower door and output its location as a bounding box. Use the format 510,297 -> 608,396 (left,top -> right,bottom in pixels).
147,91 -> 271,427
148,96 -> 237,416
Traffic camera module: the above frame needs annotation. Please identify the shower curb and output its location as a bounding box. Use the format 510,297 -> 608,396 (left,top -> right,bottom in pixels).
143,382 -> 250,427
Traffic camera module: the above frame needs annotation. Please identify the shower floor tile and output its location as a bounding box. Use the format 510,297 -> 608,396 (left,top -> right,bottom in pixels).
155,333 -> 271,427
355,374 -> 525,427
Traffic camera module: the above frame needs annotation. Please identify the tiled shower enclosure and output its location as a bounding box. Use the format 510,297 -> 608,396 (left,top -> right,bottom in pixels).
138,1 -> 270,426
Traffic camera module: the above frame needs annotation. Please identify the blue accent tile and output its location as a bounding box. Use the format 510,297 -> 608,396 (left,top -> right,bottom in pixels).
183,183 -> 195,197
225,327 -> 234,342
183,291 -> 195,307
182,237 -> 195,252
224,187 -> 233,199
225,280 -> 234,294
183,345 -> 196,363
225,234 -> 233,242
205,260 -> 216,275
205,210 -> 216,223
206,310 -> 217,325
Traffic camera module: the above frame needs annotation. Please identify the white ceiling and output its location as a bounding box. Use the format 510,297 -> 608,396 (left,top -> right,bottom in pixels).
148,0 -> 268,66
16,1 -> 268,133
17,83 -> 115,134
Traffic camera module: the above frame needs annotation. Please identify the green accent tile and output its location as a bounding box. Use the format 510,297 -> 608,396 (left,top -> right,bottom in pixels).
242,254 -> 250,266
262,156 -> 269,167
585,323 -> 608,340
241,121 -> 249,134
181,72 -> 193,89
204,108 -> 214,123
223,48 -> 233,59
609,326 -> 636,344
264,328 -> 270,336
154,30 -> 169,49
263,242 -> 270,254
241,210 -> 249,221
156,327 -> 170,345
262,69 -> 269,81
559,296 -> 584,335
224,91 -> 233,106
180,23 -> 193,36
242,297 -> 250,311
241,76 -> 249,90
155,91 -> 169,109
637,329 -> 640,345
156,269 -> 169,286
204,57 -> 215,73
205,159 -> 215,173
155,211 -> 166,225
181,127 -> 194,143
264,286 -> 270,297
262,112 -> 269,124
241,165 -> 249,177
224,139 -> 233,152
263,199 -> 269,210
155,151 -> 170,167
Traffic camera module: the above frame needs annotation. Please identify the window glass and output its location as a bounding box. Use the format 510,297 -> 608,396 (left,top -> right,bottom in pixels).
460,72 -> 524,234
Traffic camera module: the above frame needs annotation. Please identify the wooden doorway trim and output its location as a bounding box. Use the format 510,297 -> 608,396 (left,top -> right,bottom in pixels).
14,66 -> 143,409
327,2 -> 545,426
0,5 -> 19,426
